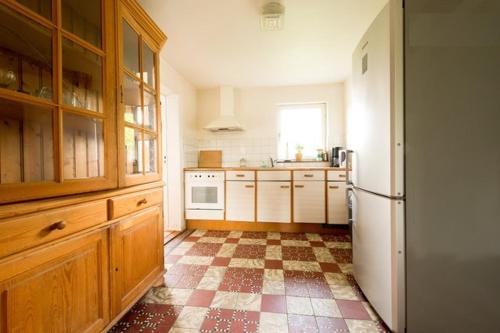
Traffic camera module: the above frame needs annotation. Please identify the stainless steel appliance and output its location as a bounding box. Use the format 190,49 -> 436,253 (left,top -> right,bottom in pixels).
349,0 -> 500,332
348,1 -> 405,331
185,171 -> 225,220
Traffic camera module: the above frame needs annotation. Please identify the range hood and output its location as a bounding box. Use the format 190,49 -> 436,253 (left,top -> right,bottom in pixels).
204,87 -> 244,132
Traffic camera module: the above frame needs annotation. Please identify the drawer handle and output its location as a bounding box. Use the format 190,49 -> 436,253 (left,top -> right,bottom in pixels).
304,174 -> 314,178
137,198 -> 148,206
329,185 -> 340,189
245,185 -> 254,188
280,185 -> 290,189
50,220 -> 67,231
236,174 -> 245,177
338,174 -> 346,178
295,185 -> 305,188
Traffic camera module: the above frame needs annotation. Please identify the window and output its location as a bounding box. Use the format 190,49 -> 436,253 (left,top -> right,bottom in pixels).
277,103 -> 327,160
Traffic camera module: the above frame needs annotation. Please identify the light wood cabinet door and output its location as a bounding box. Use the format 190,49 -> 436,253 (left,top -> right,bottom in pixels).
0,229 -> 109,333
293,181 -> 326,223
328,182 -> 348,224
110,206 -> 164,316
226,181 -> 255,222
257,181 -> 291,223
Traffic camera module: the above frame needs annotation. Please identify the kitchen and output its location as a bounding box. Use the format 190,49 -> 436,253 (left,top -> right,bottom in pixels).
0,0 -> 498,332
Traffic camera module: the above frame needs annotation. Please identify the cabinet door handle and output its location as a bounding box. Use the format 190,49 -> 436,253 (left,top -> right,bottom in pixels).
137,198 -> 148,206
338,174 -> 346,178
236,174 -> 245,177
245,185 -> 254,188
295,185 -> 305,188
280,185 -> 290,189
50,220 -> 67,231
304,174 -> 314,178
329,185 -> 339,189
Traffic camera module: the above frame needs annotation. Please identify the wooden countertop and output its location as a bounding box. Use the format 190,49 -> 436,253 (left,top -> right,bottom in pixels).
184,167 -> 347,171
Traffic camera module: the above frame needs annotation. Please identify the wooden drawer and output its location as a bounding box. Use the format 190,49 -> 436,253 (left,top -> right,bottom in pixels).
0,200 -> 107,258
294,170 -> 325,181
257,171 -> 291,181
327,170 -> 347,181
108,188 -> 162,219
226,171 -> 255,181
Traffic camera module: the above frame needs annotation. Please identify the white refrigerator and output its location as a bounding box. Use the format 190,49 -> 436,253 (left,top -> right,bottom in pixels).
347,1 -> 405,332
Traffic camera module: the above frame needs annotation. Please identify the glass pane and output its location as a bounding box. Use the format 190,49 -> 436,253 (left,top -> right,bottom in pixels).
62,38 -> 103,112
0,97 -> 54,184
122,20 -> 139,76
144,133 -> 157,173
192,187 -> 218,204
123,74 -> 142,124
63,113 -> 104,180
124,127 -> 142,175
142,43 -> 155,87
62,0 -> 102,48
143,89 -> 156,130
15,0 -> 51,19
0,4 -> 52,100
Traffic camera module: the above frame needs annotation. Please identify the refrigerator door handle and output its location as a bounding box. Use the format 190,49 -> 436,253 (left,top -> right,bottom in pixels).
345,150 -> 354,186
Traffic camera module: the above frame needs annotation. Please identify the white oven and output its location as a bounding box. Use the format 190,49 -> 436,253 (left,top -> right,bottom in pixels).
185,171 -> 225,220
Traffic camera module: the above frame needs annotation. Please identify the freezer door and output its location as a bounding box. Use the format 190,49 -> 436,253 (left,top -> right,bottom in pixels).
348,1 -> 404,197
352,188 -> 405,332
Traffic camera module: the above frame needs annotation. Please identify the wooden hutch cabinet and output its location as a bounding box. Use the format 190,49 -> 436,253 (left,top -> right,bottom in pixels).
0,0 -> 166,332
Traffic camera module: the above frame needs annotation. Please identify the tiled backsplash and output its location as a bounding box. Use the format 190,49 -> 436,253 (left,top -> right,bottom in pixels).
184,135 -> 278,167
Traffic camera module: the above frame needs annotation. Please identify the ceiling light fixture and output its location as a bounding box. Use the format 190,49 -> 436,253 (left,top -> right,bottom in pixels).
261,1 -> 285,31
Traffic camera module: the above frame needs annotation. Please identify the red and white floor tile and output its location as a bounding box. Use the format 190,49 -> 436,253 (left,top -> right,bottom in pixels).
110,230 -> 388,332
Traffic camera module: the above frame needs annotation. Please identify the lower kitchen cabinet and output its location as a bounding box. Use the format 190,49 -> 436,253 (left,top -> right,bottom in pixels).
0,229 -> 109,333
226,181 -> 255,222
293,181 -> 326,223
328,182 -> 348,224
110,206 -> 164,316
257,181 -> 291,223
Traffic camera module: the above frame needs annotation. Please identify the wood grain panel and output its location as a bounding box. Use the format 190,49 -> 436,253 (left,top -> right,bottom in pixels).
108,188 -> 162,219
110,206 -> 163,316
0,200 -> 107,258
186,220 -> 348,234
0,229 -> 109,333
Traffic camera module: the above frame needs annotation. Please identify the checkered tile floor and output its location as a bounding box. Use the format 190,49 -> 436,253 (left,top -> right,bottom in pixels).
110,230 -> 388,332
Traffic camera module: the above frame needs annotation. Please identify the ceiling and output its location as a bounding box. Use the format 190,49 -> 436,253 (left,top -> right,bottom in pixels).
139,0 -> 388,88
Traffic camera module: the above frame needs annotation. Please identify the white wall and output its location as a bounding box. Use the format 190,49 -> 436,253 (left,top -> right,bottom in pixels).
196,83 -> 346,166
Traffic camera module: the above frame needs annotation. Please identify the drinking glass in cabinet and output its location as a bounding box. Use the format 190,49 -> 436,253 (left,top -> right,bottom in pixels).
0,4 -> 52,100
144,133 -> 157,174
143,89 -> 156,129
124,127 -> 143,175
62,38 -> 103,112
62,0 -> 102,48
123,75 -> 142,124
142,43 -> 155,87
0,97 -> 54,184
63,113 -> 104,180
122,20 -> 139,77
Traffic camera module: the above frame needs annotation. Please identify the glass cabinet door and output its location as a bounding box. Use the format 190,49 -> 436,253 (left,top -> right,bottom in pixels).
0,0 -> 116,203
120,13 -> 161,185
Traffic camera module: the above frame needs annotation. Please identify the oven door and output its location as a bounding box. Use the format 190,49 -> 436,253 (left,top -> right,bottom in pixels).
186,184 -> 224,210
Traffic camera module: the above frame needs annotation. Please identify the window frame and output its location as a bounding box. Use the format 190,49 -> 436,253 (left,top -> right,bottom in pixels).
277,102 -> 328,161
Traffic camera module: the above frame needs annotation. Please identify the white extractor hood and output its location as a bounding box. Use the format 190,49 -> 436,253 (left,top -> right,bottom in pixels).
204,87 -> 244,132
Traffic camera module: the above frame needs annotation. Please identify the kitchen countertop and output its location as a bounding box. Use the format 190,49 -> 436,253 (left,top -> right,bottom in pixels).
184,167 -> 347,171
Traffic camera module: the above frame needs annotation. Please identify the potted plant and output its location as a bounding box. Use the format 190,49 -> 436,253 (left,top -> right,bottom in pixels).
295,144 -> 304,161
